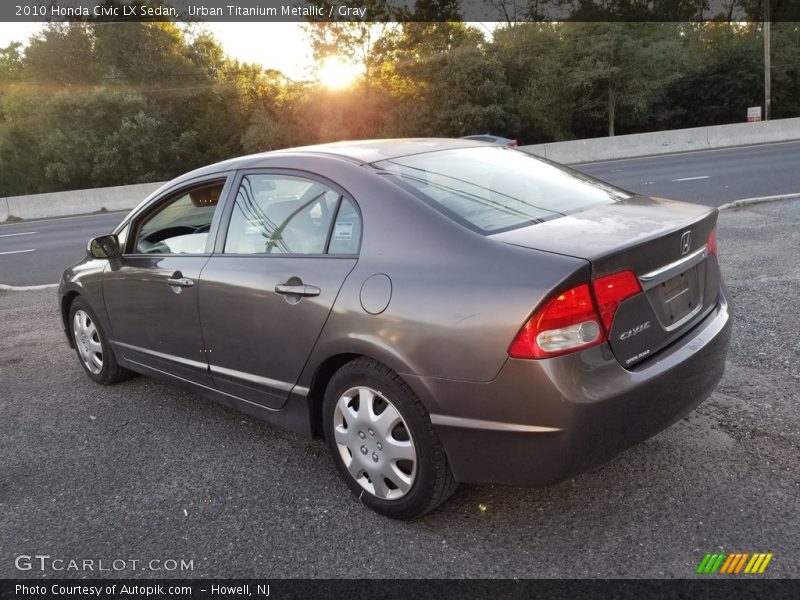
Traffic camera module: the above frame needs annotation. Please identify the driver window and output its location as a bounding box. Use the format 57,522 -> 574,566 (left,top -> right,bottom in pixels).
133,182 -> 223,254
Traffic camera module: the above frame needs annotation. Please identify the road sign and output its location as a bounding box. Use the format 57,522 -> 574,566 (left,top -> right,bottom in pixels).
747,106 -> 762,122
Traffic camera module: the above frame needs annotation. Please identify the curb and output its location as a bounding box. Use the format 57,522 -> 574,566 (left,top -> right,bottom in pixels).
718,193 -> 800,211
0,283 -> 59,292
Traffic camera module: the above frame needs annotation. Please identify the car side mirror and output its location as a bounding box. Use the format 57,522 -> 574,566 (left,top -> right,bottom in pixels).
88,234 -> 121,259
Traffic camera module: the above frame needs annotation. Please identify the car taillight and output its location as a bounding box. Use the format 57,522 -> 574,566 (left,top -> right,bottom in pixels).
508,283 -> 603,359
509,270 -> 643,359
591,270 -> 642,332
707,228 -> 717,255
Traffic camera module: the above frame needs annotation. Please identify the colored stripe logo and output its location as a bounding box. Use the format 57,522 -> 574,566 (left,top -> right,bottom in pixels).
696,552 -> 773,574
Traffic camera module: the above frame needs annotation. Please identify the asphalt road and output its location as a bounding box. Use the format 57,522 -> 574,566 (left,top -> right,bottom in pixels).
0,212 -> 125,287
1,198 -> 798,579
575,140 -> 800,206
1,140 -> 799,287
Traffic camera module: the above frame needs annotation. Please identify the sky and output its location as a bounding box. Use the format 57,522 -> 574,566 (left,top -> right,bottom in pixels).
0,22 -> 316,80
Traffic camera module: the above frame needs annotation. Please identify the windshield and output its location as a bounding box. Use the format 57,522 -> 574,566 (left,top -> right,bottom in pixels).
376,146 -> 631,234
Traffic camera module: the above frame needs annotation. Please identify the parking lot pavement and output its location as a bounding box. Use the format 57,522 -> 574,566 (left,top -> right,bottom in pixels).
1,199 -> 798,579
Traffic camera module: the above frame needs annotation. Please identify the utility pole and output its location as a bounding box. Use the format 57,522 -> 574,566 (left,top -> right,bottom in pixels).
764,0 -> 771,121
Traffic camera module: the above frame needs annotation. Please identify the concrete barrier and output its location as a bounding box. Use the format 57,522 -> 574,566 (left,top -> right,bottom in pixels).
520,117 -> 800,164
1,181 -> 165,221
705,118 -> 800,148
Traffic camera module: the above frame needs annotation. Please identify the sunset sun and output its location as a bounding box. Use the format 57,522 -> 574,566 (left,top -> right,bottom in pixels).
317,56 -> 361,89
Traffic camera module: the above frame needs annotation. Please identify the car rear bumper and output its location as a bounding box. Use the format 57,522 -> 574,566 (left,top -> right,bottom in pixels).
407,292 -> 732,487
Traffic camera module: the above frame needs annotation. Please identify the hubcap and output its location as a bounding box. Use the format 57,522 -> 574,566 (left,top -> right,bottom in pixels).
72,310 -> 103,375
333,386 -> 417,500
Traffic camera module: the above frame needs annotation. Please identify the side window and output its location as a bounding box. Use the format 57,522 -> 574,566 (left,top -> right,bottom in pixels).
328,198 -> 361,255
225,174 -> 355,255
132,182 -> 223,255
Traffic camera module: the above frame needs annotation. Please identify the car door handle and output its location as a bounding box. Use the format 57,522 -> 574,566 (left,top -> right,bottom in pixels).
166,274 -> 194,287
274,284 -> 321,297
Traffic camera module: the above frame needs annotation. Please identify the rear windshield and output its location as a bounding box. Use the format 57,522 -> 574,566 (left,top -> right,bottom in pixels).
375,146 -> 631,234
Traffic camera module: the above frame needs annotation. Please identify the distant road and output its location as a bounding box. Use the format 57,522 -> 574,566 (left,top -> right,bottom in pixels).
0,212 -> 125,287
573,139 -> 800,206
1,140 -> 799,287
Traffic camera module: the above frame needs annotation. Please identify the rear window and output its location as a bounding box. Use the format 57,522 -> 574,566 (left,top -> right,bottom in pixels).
375,146 -> 631,234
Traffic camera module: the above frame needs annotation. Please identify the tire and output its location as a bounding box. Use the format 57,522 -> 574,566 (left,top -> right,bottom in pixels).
322,357 -> 457,519
68,297 -> 131,385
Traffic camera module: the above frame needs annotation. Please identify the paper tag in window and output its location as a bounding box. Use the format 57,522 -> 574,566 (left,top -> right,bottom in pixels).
334,222 -> 353,241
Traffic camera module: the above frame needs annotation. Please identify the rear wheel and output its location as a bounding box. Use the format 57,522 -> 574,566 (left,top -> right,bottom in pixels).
322,358 -> 457,519
69,298 -> 130,385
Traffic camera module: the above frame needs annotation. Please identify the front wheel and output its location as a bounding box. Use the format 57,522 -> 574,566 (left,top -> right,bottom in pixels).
69,298 -> 130,385
322,358 -> 457,519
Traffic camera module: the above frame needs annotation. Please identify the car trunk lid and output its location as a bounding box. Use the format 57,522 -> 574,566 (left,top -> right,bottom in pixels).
492,195 -> 721,367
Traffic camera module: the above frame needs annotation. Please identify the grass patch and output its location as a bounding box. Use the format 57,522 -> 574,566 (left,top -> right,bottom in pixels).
5,215 -> 23,223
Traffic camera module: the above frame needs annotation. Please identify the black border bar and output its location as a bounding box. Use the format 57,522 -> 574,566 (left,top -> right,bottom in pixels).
2,579 -> 800,600
3,0 -> 800,23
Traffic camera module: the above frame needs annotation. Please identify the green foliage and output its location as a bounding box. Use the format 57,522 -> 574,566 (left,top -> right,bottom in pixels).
771,22 -> 800,119
568,23 -> 685,136
388,45 -> 516,136
0,21 -> 271,196
0,18 -> 796,197
24,24 -> 95,85
0,43 -> 23,82
492,23 -> 573,140
658,24 -> 763,128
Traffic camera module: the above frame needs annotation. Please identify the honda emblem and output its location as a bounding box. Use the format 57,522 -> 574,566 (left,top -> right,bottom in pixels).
680,231 -> 692,255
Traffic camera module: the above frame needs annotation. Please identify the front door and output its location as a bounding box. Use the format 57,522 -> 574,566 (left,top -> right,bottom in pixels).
103,178 -> 228,385
199,172 -> 362,408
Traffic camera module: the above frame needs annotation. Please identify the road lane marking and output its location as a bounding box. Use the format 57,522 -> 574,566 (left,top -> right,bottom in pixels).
673,175 -> 709,182
0,231 -> 37,238
0,249 -> 35,255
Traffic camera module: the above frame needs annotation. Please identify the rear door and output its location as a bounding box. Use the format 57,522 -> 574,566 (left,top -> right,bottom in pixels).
198,171 -> 361,408
103,176 -> 231,384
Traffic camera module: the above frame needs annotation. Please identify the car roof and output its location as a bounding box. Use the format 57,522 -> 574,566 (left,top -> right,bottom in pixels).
274,138 -> 490,163
177,138 -> 492,182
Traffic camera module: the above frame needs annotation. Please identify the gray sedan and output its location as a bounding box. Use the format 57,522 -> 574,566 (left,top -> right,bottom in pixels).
59,139 -> 731,519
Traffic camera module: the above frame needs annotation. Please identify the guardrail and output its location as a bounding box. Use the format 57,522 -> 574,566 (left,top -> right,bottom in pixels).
0,182 -> 165,222
519,117 -> 800,164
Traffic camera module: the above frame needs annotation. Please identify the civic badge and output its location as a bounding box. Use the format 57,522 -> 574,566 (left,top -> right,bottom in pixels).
680,231 -> 692,255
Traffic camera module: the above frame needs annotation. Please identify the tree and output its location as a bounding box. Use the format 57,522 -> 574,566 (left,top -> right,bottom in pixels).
560,23 -> 683,137
385,44 -> 516,137
661,23 -> 761,127
0,18 -> 295,195
770,22 -> 800,119
24,24 -> 95,85
491,22 -> 572,142
306,0 -> 396,81
0,43 -> 23,83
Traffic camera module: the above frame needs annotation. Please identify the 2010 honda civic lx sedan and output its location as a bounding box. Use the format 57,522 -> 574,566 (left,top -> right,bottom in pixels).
59,139 -> 732,518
